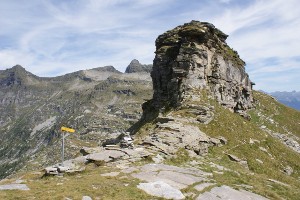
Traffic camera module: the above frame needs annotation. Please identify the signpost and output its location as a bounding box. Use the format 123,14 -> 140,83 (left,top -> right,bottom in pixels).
60,126 -> 75,166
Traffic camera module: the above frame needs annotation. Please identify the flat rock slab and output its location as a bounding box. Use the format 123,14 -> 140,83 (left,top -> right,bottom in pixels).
88,150 -> 126,162
196,185 -> 268,200
0,184 -> 30,191
121,166 -> 139,174
140,164 -> 212,177
137,181 -> 185,200
132,164 -> 211,190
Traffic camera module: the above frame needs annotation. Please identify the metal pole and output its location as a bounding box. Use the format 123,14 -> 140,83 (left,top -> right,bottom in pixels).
62,131 -> 64,167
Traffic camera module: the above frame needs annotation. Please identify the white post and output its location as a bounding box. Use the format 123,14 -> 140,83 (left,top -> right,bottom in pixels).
62,131 -> 64,167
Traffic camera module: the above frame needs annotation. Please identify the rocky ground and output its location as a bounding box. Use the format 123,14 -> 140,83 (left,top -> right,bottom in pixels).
0,144 -> 270,200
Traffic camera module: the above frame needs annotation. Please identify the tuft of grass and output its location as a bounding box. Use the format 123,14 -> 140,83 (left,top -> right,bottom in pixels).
165,148 -> 191,166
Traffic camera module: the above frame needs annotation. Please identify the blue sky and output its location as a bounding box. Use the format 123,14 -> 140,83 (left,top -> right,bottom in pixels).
0,0 -> 299,92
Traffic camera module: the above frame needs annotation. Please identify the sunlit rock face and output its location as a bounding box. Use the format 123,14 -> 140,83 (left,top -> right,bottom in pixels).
150,20 -> 253,112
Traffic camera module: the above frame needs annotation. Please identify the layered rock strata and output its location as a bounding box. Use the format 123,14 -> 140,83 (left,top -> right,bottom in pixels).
150,20 -> 253,112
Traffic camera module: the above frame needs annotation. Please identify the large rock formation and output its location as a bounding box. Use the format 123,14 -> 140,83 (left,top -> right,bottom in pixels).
150,20 -> 253,113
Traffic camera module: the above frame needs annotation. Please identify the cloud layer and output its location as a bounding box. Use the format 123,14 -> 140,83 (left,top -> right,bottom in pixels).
0,0 -> 299,91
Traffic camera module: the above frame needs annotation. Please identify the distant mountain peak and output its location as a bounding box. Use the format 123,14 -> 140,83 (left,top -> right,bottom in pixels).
0,65 -> 35,87
125,59 -> 152,73
11,64 -> 26,70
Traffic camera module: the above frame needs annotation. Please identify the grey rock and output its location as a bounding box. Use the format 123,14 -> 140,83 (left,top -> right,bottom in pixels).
218,136 -> 228,145
267,179 -> 290,187
157,170 -> 206,189
227,154 -> 248,169
228,154 -> 242,162
87,150 -> 126,163
0,184 -> 30,191
196,185 -> 268,200
141,120 -> 214,156
283,165 -> 293,175
82,196 -> 92,200
152,154 -> 164,163
121,167 -> 139,174
256,159 -> 263,164
137,181 -> 185,200
132,164 -> 212,190
100,172 -> 120,177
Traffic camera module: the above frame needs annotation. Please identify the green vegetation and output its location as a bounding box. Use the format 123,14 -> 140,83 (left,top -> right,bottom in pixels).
165,148 -> 191,165
0,164 -> 152,200
221,45 -> 245,68
162,90 -> 300,199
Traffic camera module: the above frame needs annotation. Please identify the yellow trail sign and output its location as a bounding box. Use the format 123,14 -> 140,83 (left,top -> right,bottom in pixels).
61,126 -> 75,133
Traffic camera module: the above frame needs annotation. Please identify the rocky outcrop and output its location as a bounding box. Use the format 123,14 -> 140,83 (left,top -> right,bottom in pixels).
149,20 -> 253,113
125,59 -> 152,73
140,115 -> 226,156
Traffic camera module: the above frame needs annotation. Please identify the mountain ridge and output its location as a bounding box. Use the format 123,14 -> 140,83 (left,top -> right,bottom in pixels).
0,60 -> 153,179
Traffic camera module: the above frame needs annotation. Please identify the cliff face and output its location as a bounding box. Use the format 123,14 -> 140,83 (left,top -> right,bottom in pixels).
150,20 -> 253,113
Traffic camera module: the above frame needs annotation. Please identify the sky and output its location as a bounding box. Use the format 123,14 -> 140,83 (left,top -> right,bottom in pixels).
0,0 -> 299,92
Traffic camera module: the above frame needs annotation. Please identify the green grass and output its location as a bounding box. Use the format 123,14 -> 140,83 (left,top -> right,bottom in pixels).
163,90 -> 300,199
0,164 -> 153,200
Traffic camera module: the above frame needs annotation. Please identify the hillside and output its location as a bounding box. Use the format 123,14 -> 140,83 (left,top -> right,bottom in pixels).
0,21 -> 299,200
0,61 -> 153,179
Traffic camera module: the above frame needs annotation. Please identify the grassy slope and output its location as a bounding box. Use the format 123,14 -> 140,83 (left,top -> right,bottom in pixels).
0,164 -> 152,200
195,91 -> 300,199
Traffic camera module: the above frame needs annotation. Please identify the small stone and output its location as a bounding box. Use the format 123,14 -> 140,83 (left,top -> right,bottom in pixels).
101,172 -> 120,177
283,166 -> 293,175
256,159 -> 263,164
82,196 -> 92,200
227,154 -> 242,162
218,136 -> 227,145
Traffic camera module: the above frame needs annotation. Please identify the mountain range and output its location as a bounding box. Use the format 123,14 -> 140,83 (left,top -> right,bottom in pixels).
270,91 -> 300,111
0,60 -> 152,179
